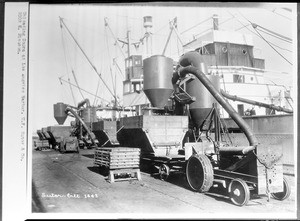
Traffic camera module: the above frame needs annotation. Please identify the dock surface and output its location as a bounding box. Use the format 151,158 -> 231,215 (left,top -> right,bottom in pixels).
32,148 -> 296,218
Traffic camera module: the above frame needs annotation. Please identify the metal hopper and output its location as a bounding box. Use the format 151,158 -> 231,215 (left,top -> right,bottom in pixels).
143,55 -> 174,108
117,115 -> 188,157
54,102 -> 68,125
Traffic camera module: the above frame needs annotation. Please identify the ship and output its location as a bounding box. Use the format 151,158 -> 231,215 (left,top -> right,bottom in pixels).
32,7 -> 295,212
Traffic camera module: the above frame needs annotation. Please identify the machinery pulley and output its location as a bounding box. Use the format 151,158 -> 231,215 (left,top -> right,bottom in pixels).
186,154 -> 214,192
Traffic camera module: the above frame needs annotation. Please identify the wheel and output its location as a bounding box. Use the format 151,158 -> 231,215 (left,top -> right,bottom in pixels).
228,178 -> 250,206
159,164 -> 170,181
271,177 -> 291,200
186,154 -> 214,192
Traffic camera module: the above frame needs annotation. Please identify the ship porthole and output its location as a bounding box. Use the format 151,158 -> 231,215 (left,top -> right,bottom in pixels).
222,47 -> 227,53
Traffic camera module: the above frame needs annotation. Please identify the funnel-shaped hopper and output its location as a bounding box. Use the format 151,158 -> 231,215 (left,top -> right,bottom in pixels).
144,89 -> 173,108
54,102 -> 68,125
143,55 -> 173,108
186,75 -> 220,130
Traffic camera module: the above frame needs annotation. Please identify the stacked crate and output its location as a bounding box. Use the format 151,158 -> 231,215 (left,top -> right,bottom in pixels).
94,147 -> 141,183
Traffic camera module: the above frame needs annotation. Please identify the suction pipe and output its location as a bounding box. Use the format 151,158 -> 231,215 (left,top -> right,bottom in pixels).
221,90 -> 293,114
65,106 -> 97,145
77,98 -> 90,109
176,52 -> 259,147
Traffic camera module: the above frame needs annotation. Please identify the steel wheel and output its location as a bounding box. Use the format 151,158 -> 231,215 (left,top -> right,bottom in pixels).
186,154 -> 214,192
271,177 -> 291,200
229,178 -> 250,206
159,164 -> 170,181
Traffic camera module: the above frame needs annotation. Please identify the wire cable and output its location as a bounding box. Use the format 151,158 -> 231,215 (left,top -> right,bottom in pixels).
256,27 -> 292,44
60,21 -> 77,106
253,28 -> 292,65
230,11 -> 292,66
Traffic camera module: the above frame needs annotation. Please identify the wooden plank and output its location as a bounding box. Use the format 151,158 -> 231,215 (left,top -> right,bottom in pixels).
110,162 -> 138,165
95,151 -> 140,156
110,159 -> 139,162
110,159 -> 140,162
95,155 -> 140,160
96,147 -> 140,152
94,160 -> 139,166
110,156 -> 140,159
94,160 -> 139,165
110,165 -> 139,169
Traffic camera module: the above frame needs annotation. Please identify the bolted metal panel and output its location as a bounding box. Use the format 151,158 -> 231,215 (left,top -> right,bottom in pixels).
53,102 -> 68,125
143,55 -> 174,108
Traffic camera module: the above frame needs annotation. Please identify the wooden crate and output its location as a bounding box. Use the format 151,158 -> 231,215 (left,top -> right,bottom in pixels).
94,147 -> 141,183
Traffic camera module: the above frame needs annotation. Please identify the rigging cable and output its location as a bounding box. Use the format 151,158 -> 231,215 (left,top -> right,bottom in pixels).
180,17 -> 211,35
255,26 -> 292,44
71,69 -> 85,100
59,77 -> 110,104
267,8 -> 292,21
104,17 -> 126,59
59,17 -> 122,107
93,76 -> 101,106
60,20 -> 77,106
105,25 -> 117,96
113,58 -> 125,79
252,25 -> 292,66
229,11 -> 292,65
61,20 -> 86,101
237,11 -> 292,65
233,16 -> 292,53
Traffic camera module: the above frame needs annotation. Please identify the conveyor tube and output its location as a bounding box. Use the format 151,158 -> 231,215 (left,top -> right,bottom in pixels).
65,106 -> 97,145
176,52 -> 259,147
221,90 -> 293,114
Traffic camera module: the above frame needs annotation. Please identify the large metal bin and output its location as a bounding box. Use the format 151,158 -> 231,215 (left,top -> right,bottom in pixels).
92,120 -> 119,146
117,115 -> 188,157
46,126 -> 72,148
143,55 -> 174,108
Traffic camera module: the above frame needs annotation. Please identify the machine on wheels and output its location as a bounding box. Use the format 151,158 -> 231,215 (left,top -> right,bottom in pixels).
117,52 -> 290,206
174,51 -> 291,206
53,100 -> 99,153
